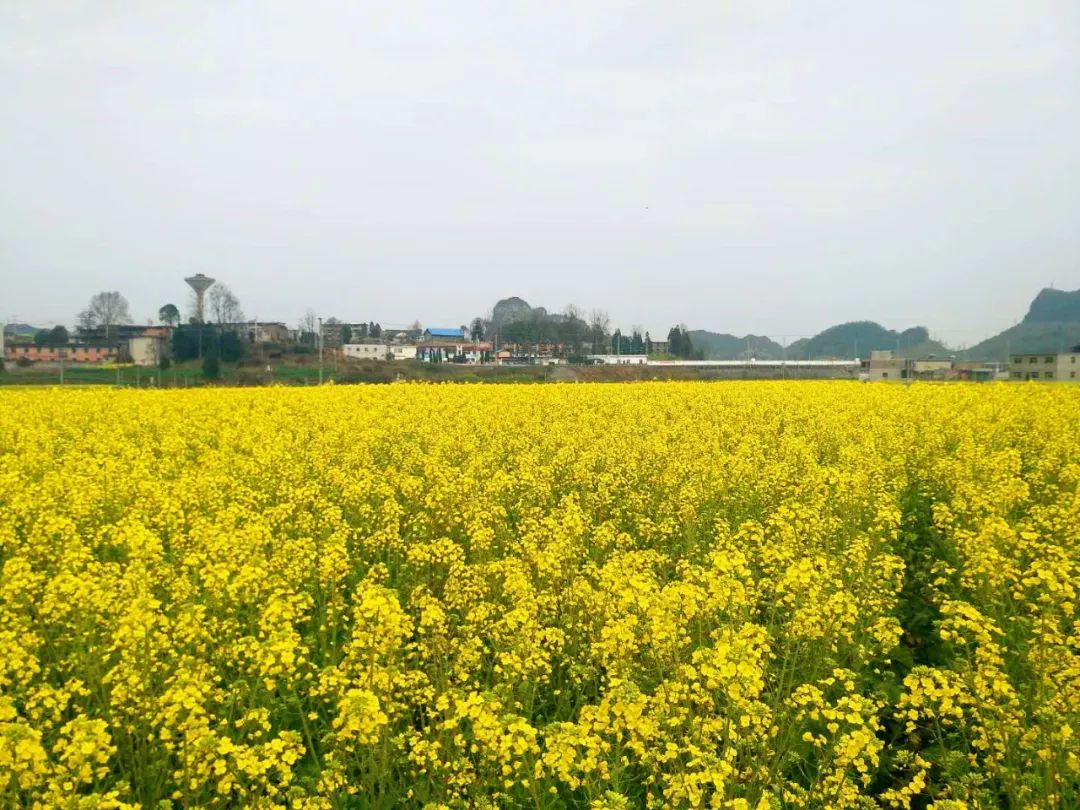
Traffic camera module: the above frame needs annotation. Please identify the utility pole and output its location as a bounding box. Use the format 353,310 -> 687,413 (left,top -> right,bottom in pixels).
318,316 -> 324,385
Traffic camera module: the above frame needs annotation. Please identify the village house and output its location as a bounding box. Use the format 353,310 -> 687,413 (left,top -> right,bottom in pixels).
417,340 -> 493,363
5,344 -> 117,363
862,350 -> 911,381
423,327 -> 466,341
1009,350 -> 1080,381
585,354 -> 648,365
342,343 -> 389,361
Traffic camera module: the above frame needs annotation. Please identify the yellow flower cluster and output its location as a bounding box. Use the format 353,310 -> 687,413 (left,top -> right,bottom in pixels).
0,381 -> 1077,808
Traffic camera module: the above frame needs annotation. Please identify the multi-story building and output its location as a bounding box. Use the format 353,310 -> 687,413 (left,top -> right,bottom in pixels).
342,343 -> 389,361
5,344 -> 117,363
222,322 -> 290,344
499,342 -> 567,361
1009,351 -> 1080,381
76,324 -> 163,346
863,350 -> 911,381
1060,352 -> 1080,380
321,322 -> 350,349
128,335 -> 169,366
416,340 -> 492,363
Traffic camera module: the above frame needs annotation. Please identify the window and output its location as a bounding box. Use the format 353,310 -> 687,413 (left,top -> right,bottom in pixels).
1073,356 -> 1077,364
1012,372 -> 1022,378
1046,356 -> 1055,363
1072,371 -> 1077,379
1030,356 -> 1038,363
882,371 -> 889,379
1045,372 -> 1054,379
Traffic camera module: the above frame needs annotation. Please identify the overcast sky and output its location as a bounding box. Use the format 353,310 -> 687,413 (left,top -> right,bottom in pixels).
2,1 -> 1078,345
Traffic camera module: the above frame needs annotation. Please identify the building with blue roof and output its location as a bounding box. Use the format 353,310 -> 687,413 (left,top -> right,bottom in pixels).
423,327 -> 466,340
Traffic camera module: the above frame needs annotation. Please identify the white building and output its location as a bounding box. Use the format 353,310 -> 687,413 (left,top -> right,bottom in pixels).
128,335 -> 168,367
416,341 -> 493,363
389,345 -> 417,361
343,343 -> 389,361
586,354 -> 648,365
864,349 -> 911,381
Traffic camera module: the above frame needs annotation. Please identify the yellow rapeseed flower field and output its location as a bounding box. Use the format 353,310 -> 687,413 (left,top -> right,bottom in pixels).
1,381 -> 1078,809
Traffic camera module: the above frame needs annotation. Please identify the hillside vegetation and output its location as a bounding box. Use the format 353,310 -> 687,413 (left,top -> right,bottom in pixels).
691,322 -> 949,361
964,288 -> 1080,359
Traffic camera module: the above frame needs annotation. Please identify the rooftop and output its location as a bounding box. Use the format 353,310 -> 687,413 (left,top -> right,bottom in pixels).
425,327 -> 465,337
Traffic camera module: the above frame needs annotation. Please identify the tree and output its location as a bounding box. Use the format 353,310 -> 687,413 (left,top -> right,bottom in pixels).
611,328 -> 623,354
558,305 -> 588,356
208,284 -> 243,325
589,309 -> 610,354
171,325 -> 201,361
668,326 -> 683,358
470,317 -> 485,341
219,331 -> 244,362
81,291 -> 132,343
667,324 -> 696,359
202,349 -> 220,380
299,310 -> 318,346
370,322 -> 382,339
528,310 -> 550,344
158,303 -> 181,326
34,325 -> 68,347
77,308 -> 96,334
682,327 -> 696,359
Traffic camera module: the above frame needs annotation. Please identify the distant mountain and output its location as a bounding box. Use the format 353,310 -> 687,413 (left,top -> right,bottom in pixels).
1022,287 -> 1080,323
682,322 -> 951,360
689,331 -> 785,360
963,288 -> 1080,360
964,322 -> 1080,360
491,297 -> 536,326
784,322 -> 950,360
3,323 -> 41,336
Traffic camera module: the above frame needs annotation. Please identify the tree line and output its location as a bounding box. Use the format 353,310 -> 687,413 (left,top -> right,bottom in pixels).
35,288 -> 702,377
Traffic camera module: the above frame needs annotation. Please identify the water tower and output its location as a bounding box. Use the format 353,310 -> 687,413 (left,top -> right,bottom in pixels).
184,273 -> 215,323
